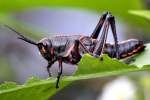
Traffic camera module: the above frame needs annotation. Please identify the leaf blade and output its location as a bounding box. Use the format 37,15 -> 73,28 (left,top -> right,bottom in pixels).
129,10 -> 150,20
0,44 -> 150,99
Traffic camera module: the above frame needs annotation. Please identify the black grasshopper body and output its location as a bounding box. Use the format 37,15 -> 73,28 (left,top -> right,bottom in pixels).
5,12 -> 145,88
38,36 -> 145,64
37,35 -> 82,65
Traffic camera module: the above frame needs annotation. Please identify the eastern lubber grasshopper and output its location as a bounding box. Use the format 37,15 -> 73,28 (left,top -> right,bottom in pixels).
5,12 -> 145,88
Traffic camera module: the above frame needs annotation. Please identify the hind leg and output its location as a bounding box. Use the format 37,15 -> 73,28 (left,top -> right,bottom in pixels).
90,12 -> 109,39
92,13 -> 119,58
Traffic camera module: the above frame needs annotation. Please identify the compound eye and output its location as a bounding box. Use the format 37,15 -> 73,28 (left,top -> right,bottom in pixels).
38,43 -> 43,49
38,43 -> 46,55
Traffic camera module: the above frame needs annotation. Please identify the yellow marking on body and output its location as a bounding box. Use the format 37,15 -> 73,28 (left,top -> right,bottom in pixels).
121,45 -> 144,58
129,46 -> 143,54
122,54 -> 128,57
127,45 -> 144,56
128,52 -> 134,55
132,49 -> 138,53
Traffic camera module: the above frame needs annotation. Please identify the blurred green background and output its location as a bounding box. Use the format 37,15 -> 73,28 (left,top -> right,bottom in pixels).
0,0 -> 150,100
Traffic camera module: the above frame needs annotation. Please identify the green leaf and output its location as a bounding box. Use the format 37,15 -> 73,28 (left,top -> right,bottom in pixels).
129,10 -> 150,20
1,0 -> 150,44
24,76 -> 42,85
1,0 -> 150,34
128,10 -> 150,33
0,43 -> 150,99
0,0 -> 143,13
131,43 -> 150,67
0,82 -> 17,91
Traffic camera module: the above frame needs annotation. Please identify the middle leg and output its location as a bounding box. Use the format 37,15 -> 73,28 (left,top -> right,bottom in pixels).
47,62 -> 52,77
56,57 -> 63,88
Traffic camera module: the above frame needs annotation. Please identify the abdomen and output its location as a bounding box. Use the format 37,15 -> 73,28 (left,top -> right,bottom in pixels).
103,39 -> 145,59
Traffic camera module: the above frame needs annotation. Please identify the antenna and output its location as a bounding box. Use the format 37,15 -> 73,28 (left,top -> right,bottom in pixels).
4,25 -> 37,46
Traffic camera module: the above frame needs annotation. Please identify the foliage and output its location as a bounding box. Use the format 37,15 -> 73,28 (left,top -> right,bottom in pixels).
0,0 -> 150,35
0,0 -> 150,100
0,44 -> 150,100
129,10 -> 150,20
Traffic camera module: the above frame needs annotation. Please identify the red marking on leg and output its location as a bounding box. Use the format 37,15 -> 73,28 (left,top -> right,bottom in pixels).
50,48 -> 55,62
58,58 -> 62,68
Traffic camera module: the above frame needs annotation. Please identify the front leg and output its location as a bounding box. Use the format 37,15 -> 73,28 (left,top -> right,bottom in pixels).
47,62 -> 52,77
56,57 -> 63,88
